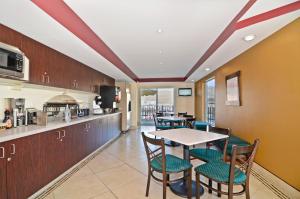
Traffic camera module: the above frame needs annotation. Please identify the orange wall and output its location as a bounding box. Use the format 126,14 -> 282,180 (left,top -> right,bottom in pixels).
195,18 -> 300,190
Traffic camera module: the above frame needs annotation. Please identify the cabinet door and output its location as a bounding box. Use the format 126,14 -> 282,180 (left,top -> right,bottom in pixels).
63,126 -> 80,169
39,129 -> 65,186
0,142 -> 7,199
6,135 -> 41,199
22,38 -> 48,85
45,51 -> 70,88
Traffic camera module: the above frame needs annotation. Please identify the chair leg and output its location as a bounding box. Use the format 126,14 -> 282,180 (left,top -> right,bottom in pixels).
195,172 -> 200,199
163,172 -> 167,199
217,183 -> 221,197
145,169 -> 151,197
228,183 -> 233,199
245,182 -> 250,199
208,179 -> 212,194
187,168 -> 192,199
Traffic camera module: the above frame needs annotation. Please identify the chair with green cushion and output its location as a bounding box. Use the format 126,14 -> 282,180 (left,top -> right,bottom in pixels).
153,114 -> 172,131
190,127 -> 231,197
194,121 -> 210,131
194,139 -> 260,199
190,127 -> 231,162
142,132 -> 192,199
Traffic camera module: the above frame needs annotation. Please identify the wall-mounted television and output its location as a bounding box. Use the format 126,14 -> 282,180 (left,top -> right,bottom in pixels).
178,88 -> 192,96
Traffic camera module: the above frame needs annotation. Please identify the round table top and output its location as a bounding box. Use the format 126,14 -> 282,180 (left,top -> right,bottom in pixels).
157,116 -> 187,121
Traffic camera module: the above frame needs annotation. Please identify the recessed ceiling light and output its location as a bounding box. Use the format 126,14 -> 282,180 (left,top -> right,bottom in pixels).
159,62 -> 163,65
205,67 -> 210,71
157,28 -> 163,33
191,80 -> 194,82
243,34 -> 256,41
159,50 -> 163,54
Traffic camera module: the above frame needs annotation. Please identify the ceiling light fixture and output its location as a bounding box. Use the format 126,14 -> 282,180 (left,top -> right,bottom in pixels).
157,28 -> 163,33
159,62 -> 163,65
243,34 -> 256,42
205,67 -> 210,71
159,50 -> 163,54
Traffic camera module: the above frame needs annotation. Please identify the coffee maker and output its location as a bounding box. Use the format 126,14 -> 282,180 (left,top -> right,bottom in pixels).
3,98 -> 26,127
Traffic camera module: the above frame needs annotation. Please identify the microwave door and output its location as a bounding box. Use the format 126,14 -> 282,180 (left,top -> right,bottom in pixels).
0,51 -> 8,68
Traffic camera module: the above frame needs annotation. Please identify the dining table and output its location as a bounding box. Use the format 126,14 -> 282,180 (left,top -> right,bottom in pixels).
157,116 -> 187,146
149,128 -> 228,198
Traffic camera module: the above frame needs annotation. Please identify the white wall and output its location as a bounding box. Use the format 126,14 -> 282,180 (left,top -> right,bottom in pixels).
0,82 -> 96,120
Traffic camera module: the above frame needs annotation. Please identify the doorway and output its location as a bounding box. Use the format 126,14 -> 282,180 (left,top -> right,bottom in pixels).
140,88 -> 175,125
205,78 -> 216,125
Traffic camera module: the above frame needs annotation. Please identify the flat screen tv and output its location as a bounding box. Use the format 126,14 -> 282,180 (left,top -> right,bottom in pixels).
178,88 -> 192,96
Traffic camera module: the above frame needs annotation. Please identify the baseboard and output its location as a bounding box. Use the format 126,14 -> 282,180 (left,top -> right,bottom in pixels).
251,163 -> 300,199
29,134 -> 121,199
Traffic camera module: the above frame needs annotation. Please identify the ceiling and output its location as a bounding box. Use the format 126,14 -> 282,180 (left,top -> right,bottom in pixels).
0,1 -> 299,82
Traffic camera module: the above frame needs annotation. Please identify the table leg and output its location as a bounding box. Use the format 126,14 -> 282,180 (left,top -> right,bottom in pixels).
165,121 -> 180,147
169,145 -> 204,197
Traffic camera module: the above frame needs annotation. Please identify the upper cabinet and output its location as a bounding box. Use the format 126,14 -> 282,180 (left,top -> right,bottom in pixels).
0,25 -> 115,92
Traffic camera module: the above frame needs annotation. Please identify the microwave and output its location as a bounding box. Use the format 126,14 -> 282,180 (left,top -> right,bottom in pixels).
0,42 -> 29,80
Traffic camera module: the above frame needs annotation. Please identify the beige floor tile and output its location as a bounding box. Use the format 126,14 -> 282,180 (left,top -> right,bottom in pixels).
87,152 -> 124,174
96,164 -> 145,190
72,165 -> 94,178
89,191 -> 117,199
53,174 -> 108,199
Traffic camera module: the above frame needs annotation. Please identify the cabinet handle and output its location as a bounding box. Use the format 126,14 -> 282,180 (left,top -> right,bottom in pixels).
73,80 -> 76,88
7,157 -> 12,162
46,75 -> 50,84
0,147 -> 5,159
42,74 -> 45,83
88,123 -> 91,129
57,131 -> 61,140
61,130 -> 66,138
10,144 -> 16,155
76,82 -> 79,88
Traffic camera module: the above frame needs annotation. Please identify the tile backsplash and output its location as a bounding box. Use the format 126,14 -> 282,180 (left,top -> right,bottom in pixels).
0,83 -> 96,121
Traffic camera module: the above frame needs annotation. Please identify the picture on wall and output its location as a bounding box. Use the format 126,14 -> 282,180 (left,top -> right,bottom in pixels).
225,71 -> 241,106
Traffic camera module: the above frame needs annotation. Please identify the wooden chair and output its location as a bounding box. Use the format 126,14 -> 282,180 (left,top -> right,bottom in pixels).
142,132 -> 192,199
178,112 -> 187,117
190,127 -> 231,196
153,114 -> 172,131
195,139 -> 260,199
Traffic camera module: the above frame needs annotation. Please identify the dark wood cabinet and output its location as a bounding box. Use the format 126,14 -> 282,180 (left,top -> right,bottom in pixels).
0,142 -> 7,199
39,129 -> 65,186
5,135 -> 41,199
0,113 -> 121,199
0,24 -> 115,92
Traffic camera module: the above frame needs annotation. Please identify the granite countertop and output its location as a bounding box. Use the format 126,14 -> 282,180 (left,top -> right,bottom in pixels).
0,112 -> 121,143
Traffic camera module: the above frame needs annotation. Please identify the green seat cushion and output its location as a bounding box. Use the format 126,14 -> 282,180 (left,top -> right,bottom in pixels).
190,148 -> 223,162
156,125 -> 172,130
174,125 -> 188,129
194,121 -> 209,131
195,161 -> 246,184
151,154 -> 192,173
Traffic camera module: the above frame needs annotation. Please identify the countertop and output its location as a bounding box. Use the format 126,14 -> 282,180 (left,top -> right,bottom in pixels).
0,112 -> 121,143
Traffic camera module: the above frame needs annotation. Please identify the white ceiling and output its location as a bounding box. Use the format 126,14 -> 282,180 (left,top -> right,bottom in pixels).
0,0 -> 299,82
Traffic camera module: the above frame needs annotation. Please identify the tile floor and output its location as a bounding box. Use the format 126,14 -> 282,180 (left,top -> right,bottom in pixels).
43,126 -> 280,199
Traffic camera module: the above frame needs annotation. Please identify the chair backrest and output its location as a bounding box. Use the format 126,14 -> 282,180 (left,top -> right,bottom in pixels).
153,114 -> 162,127
142,132 -> 166,172
178,112 -> 187,117
209,127 -> 231,159
229,139 -> 260,185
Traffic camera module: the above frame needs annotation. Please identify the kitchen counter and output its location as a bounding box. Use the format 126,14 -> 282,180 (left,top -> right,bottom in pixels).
0,112 -> 121,143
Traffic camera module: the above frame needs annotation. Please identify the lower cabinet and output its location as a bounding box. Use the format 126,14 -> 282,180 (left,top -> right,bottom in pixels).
4,135 -> 41,199
0,142 -> 7,199
0,113 -> 121,199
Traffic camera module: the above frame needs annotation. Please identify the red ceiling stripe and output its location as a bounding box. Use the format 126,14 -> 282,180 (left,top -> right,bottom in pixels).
236,1 -> 300,30
184,0 -> 257,79
31,0 -> 139,81
138,77 -> 186,82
